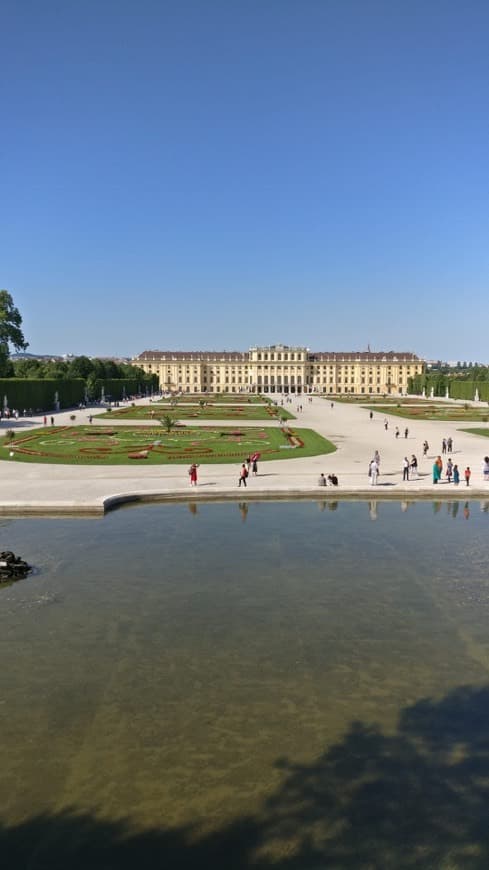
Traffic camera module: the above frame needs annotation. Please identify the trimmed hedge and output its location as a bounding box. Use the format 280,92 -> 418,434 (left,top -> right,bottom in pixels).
450,380 -> 489,402
90,377 -> 158,401
0,373 -> 158,411
0,378 -> 85,411
408,375 -> 489,402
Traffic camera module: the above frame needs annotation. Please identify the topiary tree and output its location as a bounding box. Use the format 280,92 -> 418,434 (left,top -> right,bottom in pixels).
160,414 -> 176,434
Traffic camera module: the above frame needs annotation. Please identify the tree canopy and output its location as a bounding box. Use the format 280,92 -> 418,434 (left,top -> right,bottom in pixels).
0,290 -> 28,377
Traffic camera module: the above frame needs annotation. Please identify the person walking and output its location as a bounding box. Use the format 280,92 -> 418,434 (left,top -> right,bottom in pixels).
447,437 -> 453,453
410,454 -> 418,479
402,457 -> 410,481
252,457 -> 258,476
238,463 -> 248,487
453,464 -> 460,485
423,440 -> 429,457
384,419 -> 388,430
369,458 -> 379,485
442,438 -> 447,455
188,463 -> 199,486
395,427 -> 400,439
404,427 -> 409,439
464,466 -> 471,486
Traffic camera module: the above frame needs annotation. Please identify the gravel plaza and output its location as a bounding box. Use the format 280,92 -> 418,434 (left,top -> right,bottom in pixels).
0,395 -> 488,515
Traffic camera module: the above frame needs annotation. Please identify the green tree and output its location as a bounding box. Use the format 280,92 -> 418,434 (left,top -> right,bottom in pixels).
67,356 -> 94,379
120,363 -> 136,378
13,358 -> 43,378
43,359 -> 69,379
103,360 -> 119,379
86,373 -> 99,400
0,290 -> 28,376
91,359 -> 107,379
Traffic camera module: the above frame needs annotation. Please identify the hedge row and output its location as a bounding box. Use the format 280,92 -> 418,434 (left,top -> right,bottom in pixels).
88,378 -> 157,401
449,380 -> 489,402
408,375 -> 489,402
0,378 -> 85,411
0,375 -> 158,411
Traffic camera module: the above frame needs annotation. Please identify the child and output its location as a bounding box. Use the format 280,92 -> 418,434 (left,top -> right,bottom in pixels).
446,459 -> 453,483
464,466 -> 471,486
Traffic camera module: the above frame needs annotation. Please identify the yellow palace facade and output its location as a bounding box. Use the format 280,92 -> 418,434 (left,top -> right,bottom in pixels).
133,345 -> 424,396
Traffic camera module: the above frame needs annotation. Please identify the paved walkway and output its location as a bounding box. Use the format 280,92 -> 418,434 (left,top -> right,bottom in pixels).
1,397 -> 488,514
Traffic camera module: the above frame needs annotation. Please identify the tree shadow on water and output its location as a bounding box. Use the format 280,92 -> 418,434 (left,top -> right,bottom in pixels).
2,684 -> 489,869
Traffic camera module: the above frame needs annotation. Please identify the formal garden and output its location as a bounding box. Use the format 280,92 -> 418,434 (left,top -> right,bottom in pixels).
364,402 -> 489,422
329,395 -> 489,421
96,402 -> 294,422
149,394 -> 266,403
2,424 -> 334,465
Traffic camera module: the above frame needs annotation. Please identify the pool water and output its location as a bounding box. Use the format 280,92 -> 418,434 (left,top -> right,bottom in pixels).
1,500 -> 489,868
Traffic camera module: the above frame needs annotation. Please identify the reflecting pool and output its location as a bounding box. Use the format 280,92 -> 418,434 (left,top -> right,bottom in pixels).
1,499 -> 489,869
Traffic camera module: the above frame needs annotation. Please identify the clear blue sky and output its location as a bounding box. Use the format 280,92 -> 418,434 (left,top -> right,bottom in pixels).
2,0 -> 488,361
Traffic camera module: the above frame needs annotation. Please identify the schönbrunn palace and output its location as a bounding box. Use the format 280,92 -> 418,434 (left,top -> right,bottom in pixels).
133,345 -> 425,396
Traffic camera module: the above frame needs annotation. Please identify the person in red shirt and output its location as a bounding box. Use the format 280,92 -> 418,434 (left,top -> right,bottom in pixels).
464,467 -> 471,486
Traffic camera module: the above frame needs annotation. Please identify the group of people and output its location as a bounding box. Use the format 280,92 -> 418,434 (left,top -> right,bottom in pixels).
432,456 -> 470,486
441,437 -> 454,454
1,408 -> 21,420
393,426 -> 409,438
317,472 -> 339,486
402,455 -> 418,480
188,455 -> 260,488
238,456 -> 260,486
190,449 -> 487,490
368,447 -> 477,487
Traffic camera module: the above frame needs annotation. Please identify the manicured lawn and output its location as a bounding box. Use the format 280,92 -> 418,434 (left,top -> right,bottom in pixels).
150,394 -> 266,403
332,396 -> 422,405
3,425 -> 335,465
460,429 -> 489,439
96,404 -> 294,422
363,404 -> 489,422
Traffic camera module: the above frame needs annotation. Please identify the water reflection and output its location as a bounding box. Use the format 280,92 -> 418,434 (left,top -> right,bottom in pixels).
1,500 -> 489,865
238,502 -> 249,523
264,499 -> 489,522
2,683 -> 489,870
317,500 -> 339,511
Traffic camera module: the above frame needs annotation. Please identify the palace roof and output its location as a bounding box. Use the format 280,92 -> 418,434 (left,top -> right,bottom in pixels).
136,350 -> 421,363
